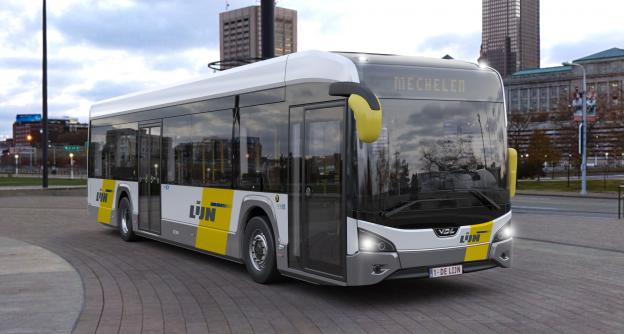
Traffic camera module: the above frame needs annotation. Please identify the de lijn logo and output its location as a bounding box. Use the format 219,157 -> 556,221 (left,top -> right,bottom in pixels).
95,188 -> 112,203
189,201 -> 228,222
459,230 -> 488,243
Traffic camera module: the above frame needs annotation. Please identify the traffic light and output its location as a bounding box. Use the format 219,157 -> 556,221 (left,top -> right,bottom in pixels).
26,134 -> 32,142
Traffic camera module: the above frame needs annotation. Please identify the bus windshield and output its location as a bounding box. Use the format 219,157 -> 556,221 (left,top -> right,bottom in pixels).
354,98 -> 510,228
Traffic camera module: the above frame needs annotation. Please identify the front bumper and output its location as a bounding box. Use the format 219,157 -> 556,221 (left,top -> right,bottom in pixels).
346,238 -> 513,286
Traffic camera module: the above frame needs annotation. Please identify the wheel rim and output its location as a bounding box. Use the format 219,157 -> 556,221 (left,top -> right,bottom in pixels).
249,229 -> 268,271
121,208 -> 129,235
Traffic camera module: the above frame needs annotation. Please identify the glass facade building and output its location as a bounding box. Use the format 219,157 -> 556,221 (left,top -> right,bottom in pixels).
219,6 -> 297,69
480,0 -> 540,77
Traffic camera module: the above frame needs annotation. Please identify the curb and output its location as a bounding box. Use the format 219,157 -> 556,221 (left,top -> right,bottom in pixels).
516,190 -> 618,200
0,186 -> 86,197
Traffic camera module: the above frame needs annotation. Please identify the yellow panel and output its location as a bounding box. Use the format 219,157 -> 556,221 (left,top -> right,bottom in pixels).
463,221 -> 493,262
508,148 -> 518,198
97,179 -> 116,224
195,188 -> 234,255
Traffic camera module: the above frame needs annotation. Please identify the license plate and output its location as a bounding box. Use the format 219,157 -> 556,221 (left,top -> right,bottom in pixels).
429,264 -> 463,278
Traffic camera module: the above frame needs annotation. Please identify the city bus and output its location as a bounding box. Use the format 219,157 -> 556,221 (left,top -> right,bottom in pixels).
88,50 -> 517,286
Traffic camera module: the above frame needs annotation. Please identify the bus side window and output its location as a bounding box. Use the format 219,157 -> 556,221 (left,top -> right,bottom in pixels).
163,115 -> 193,185
191,110 -> 233,188
237,104 -> 288,192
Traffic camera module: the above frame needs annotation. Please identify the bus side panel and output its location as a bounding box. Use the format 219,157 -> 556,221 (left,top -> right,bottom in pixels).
161,185 -> 288,260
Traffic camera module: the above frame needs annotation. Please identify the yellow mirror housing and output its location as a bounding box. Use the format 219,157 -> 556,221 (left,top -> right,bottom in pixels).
348,94 -> 382,143
328,81 -> 383,143
508,148 -> 518,198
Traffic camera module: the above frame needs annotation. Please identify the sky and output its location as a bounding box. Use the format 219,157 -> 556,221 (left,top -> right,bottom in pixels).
0,0 -> 623,139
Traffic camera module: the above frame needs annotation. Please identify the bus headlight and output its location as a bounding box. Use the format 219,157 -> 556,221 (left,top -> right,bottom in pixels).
358,229 -> 396,252
493,222 -> 513,242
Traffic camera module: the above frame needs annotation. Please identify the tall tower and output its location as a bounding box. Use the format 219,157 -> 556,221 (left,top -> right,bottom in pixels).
479,0 -> 540,77
219,5 -> 297,69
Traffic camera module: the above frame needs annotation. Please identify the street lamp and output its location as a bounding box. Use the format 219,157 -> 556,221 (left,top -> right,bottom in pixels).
604,152 -> 609,190
69,152 -> 74,179
563,61 -> 587,195
14,154 -> 19,175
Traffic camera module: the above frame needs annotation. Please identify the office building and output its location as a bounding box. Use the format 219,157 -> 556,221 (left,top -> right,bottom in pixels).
505,48 -> 624,163
480,0 -> 540,76
12,114 -> 88,147
219,5 -> 297,69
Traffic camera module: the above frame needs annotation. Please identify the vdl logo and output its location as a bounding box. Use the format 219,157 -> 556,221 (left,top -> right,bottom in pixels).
95,189 -> 112,203
459,230 -> 488,243
189,201 -> 228,222
433,227 -> 458,238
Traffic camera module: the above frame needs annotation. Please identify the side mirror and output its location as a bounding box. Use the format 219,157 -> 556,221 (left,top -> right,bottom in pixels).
508,148 -> 518,198
329,82 -> 382,143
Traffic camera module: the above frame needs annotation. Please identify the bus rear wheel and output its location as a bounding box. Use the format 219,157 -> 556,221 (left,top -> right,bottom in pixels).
243,216 -> 280,284
118,196 -> 137,242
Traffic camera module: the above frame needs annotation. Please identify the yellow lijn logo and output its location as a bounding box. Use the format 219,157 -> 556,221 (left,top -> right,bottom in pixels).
194,188 -> 234,255
463,221 -> 493,262
97,179 -> 116,224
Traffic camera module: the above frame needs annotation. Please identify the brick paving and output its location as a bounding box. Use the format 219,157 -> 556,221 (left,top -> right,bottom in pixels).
1,195 -> 623,334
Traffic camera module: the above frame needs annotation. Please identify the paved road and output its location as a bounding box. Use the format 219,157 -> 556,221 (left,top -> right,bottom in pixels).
1,195 -> 623,334
513,194 -> 618,218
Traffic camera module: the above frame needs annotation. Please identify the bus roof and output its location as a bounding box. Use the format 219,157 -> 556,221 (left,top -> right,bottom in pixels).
90,50 -> 359,119
89,50 -> 498,119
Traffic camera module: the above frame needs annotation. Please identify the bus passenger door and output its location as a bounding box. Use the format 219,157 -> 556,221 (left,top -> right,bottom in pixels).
138,123 -> 162,235
289,103 -> 346,280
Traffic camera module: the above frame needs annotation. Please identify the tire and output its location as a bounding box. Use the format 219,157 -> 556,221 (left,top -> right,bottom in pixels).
243,216 -> 280,284
118,196 -> 137,242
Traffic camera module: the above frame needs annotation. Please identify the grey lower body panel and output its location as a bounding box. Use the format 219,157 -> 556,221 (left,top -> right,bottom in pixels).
88,205 -> 121,228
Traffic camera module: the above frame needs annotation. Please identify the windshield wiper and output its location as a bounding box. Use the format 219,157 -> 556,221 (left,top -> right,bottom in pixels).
380,199 -> 433,218
379,190 -> 500,218
467,189 -> 500,210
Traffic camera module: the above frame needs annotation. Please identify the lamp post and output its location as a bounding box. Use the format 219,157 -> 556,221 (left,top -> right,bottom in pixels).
14,154 -> 19,175
567,153 -> 572,187
604,152 -> 609,190
69,153 -> 74,179
563,61 -> 587,195
42,0 -> 49,188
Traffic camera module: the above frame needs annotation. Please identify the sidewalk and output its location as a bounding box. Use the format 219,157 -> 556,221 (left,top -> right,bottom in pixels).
0,186 -> 86,197
0,237 -> 83,334
517,189 -> 618,199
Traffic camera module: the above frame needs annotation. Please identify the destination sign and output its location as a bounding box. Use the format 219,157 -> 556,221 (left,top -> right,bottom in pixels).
358,64 -> 504,102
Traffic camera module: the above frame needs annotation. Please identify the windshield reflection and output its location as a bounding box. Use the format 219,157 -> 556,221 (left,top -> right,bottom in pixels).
356,99 -> 509,228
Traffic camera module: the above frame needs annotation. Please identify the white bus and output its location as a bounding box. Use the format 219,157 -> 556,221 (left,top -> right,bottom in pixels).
88,50 -> 517,286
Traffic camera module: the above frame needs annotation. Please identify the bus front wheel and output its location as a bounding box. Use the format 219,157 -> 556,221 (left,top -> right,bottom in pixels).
243,216 -> 280,284
118,196 -> 137,242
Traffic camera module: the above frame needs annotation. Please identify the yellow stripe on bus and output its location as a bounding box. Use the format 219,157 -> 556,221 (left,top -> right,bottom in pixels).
195,187 -> 234,255
97,179 -> 116,224
463,221 -> 493,262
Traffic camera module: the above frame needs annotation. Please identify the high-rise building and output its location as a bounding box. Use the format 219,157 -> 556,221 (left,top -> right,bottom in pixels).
219,5 -> 297,69
480,0 -> 540,77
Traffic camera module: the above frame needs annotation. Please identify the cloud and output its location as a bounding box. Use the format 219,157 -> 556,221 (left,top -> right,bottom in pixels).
542,32 -> 624,67
51,0 -> 223,52
0,0 -> 623,140
78,80 -> 147,101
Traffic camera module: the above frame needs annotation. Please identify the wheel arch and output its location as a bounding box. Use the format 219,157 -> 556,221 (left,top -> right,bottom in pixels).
232,199 -> 280,260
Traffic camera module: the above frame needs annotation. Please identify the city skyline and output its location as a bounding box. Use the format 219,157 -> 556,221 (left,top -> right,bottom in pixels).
0,0 -> 623,138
